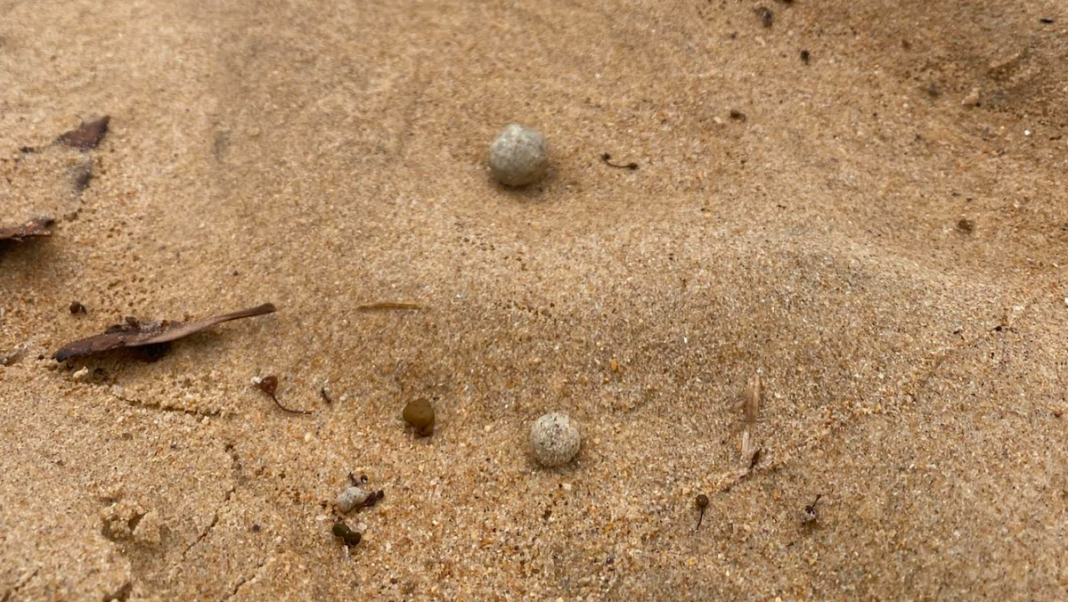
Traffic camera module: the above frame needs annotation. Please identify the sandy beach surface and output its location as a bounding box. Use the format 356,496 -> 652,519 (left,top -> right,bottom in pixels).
2,0 -> 1067,600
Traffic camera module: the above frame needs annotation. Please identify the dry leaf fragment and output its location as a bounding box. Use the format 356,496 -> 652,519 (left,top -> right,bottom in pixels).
743,373 -> 762,424
57,116 -> 110,150
0,217 -> 54,241
53,303 -> 276,362
354,302 -> 422,311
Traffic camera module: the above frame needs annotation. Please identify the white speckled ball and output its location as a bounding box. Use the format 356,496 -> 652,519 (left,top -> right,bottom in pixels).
488,123 -> 548,187
336,486 -> 370,512
530,412 -> 580,467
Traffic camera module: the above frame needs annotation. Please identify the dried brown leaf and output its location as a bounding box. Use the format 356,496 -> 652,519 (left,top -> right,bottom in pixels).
57,116 -> 110,150
53,303 -> 276,362
0,217 -> 54,241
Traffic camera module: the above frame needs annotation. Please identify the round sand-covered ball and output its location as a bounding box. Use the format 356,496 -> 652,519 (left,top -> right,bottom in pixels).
402,398 -> 435,436
336,486 -> 371,512
530,412 -> 580,467
488,124 -> 548,187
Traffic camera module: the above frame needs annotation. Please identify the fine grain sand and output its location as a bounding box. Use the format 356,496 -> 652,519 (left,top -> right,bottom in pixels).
2,1 -> 1067,600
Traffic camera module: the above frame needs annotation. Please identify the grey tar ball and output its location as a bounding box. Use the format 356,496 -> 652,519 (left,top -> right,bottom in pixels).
488,124 -> 548,187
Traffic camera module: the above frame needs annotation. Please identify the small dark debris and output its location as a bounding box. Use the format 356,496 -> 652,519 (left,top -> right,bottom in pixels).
694,493 -> 709,531
803,494 -> 822,525
957,218 -> 975,233
361,489 -> 386,509
600,153 -> 638,170
136,342 -> 171,363
332,522 -> 362,547
53,302 -> 276,362
1039,17 -> 1054,24
320,386 -> 333,404
748,446 -> 763,469
355,301 -> 422,311
257,375 -> 311,415
72,162 -> 93,192
0,217 -> 54,242
252,524 -> 261,533
729,109 -> 747,122
1,348 -> 27,367
756,6 -> 773,27
69,301 -> 87,315
57,116 -> 110,151
926,83 -> 941,98
800,49 -> 810,64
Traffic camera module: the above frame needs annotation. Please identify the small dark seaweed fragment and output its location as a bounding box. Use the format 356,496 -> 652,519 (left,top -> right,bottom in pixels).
600,153 -> 638,170
257,375 -> 311,415
332,522 -> 362,547
694,494 -> 709,532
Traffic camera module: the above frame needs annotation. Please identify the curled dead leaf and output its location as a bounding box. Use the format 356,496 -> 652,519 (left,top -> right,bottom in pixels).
57,116 -> 110,151
0,217 -> 55,242
53,303 -> 277,362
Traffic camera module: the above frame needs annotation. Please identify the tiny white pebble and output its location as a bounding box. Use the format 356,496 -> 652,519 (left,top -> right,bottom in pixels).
562,482 -> 573,491
336,486 -> 371,512
303,432 -> 312,443
488,124 -> 548,187
1025,129 -> 1032,137
251,375 -> 262,385
530,412 -> 581,467
71,367 -> 89,380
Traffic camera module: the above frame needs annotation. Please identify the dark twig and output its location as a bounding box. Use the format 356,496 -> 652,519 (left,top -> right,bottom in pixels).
600,153 -> 638,170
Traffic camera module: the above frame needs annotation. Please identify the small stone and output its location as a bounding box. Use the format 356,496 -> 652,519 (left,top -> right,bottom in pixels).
962,87 -> 981,107
71,367 -> 89,380
402,398 -> 435,436
336,486 -> 371,512
488,124 -> 548,187
530,412 -> 581,467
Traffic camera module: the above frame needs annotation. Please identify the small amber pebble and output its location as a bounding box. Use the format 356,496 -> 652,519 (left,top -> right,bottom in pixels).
402,398 -> 435,436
